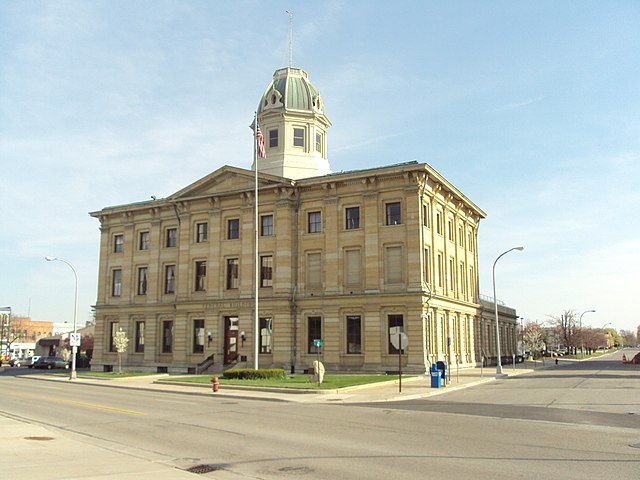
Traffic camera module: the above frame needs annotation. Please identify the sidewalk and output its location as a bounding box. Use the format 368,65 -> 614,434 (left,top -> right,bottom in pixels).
3,362 -> 543,480
17,361 -> 542,403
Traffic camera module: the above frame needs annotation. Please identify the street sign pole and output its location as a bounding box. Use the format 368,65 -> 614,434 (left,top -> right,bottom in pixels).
313,339 -> 323,387
398,332 -> 402,393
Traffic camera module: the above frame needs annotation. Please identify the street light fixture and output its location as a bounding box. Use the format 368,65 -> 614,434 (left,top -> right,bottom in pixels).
578,309 -> 596,358
45,256 -> 78,380
493,246 -> 524,375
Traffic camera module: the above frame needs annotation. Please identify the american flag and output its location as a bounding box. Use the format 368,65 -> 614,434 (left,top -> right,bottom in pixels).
256,125 -> 266,158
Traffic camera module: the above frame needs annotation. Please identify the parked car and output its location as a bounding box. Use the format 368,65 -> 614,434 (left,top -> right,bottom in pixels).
25,356 -> 41,368
9,358 -> 24,367
33,356 -> 69,369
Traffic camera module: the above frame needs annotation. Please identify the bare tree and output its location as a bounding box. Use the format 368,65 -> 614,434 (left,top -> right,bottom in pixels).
6,316 -> 28,356
114,328 -> 129,373
547,310 -> 578,354
619,330 -> 637,348
522,321 -> 546,357
582,328 -> 606,353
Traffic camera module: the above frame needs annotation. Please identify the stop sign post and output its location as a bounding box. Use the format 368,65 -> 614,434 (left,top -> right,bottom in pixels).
390,328 -> 409,393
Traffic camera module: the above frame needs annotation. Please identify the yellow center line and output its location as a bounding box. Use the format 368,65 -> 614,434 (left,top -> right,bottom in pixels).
4,389 -> 146,416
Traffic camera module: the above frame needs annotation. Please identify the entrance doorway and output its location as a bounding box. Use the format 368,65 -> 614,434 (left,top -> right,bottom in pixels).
224,316 -> 239,365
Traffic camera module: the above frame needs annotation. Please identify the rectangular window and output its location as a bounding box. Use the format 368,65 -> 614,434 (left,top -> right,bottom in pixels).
308,211 -> 322,233
307,252 -> 321,289
193,319 -> 205,353
388,314 -> 404,354
315,132 -> 323,153
137,267 -> 148,295
386,202 -> 401,225
447,219 -> 454,242
345,206 -> 360,230
195,261 -> 207,292
164,265 -> 176,294
260,255 -> 273,287
346,315 -> 362,354
162,320 -> 173,353
293,127 -> 305,147
308,316 -> 321,353
112,269 -> 122,297
226,258 -> 239,289
261,214 -> 273,236
259,317 -> 272,354
196,222 -> 208,243
460,262 -> 466,294
139,231 -> 150,250
269,129 -> 278,148
449,258 -> 456,291
166,228 -> 177,248
385,246 -> 402,284
436,212 -> 443,235
422,204 -> 430,228
227,218 -> 240,239
113,234 -> 124,253
469,266 -> 475,299
437,253 -> 444,287
344,249 -> 361,286
424,247 -> 431,285
109,321 -> 119,352
135,321 -> 145,353
458,226 -> 464,247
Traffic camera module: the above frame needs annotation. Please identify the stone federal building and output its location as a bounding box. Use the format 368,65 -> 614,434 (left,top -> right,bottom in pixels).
90,66 -> 492,374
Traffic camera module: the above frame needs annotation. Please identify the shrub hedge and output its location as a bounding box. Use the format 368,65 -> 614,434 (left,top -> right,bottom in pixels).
223,368 -> 286,380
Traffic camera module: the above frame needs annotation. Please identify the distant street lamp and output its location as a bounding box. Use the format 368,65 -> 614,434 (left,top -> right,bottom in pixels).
493,246 -> 524,375
579,309 -> 596,358
45,256 -> 78,380
601,322 -> 612,349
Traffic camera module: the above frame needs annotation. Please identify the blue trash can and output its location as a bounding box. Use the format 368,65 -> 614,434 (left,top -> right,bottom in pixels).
430,364 -> 442,388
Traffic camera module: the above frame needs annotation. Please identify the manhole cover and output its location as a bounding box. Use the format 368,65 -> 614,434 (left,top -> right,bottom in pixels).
185,464 -> 222,474
24,436 -> 54,441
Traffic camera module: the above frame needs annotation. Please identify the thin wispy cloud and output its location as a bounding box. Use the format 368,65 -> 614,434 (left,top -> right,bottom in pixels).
495,95 -> 546,112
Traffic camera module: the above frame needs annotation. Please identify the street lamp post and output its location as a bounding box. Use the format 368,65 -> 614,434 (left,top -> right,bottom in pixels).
421,281 -> 433,375
45,256 -> 78,380
601,322 -> 612,349
578,309 -> 596,358
493,246 -> 524,375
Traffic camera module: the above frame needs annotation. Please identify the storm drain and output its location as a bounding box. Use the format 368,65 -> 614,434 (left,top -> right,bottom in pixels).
24,436 -> 54,441
185,464 -> 223,474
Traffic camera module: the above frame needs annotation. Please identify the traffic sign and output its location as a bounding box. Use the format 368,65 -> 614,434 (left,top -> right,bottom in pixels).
69,333 -> 81,347
313,339 -> 323,348
390,332 -> 409,350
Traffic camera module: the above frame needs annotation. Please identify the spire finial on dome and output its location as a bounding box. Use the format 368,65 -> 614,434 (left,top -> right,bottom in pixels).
285,10 -> 293,68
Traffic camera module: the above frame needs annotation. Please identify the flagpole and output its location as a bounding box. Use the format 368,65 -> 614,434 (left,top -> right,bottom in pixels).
253,113 -> 260,370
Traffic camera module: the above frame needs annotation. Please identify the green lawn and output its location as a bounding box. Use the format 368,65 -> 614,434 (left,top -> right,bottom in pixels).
160,374 -> 405,390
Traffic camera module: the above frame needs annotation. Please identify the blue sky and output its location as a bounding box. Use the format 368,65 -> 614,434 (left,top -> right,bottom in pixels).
1,1 -> 638,333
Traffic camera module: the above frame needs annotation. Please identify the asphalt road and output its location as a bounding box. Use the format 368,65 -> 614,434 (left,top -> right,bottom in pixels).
2,352 -> 639,479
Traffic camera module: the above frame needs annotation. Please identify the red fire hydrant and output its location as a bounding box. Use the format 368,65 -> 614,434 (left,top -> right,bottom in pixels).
211,376 -> 219,393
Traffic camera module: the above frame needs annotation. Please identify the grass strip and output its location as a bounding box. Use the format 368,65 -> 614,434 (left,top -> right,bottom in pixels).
160,374 -> 407,390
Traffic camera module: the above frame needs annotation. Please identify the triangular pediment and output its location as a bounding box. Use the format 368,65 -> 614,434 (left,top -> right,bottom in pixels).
169,165 -> 291,200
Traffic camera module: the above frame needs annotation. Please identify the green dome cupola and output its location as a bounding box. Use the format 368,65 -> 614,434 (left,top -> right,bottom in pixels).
253,67 -> 331,179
